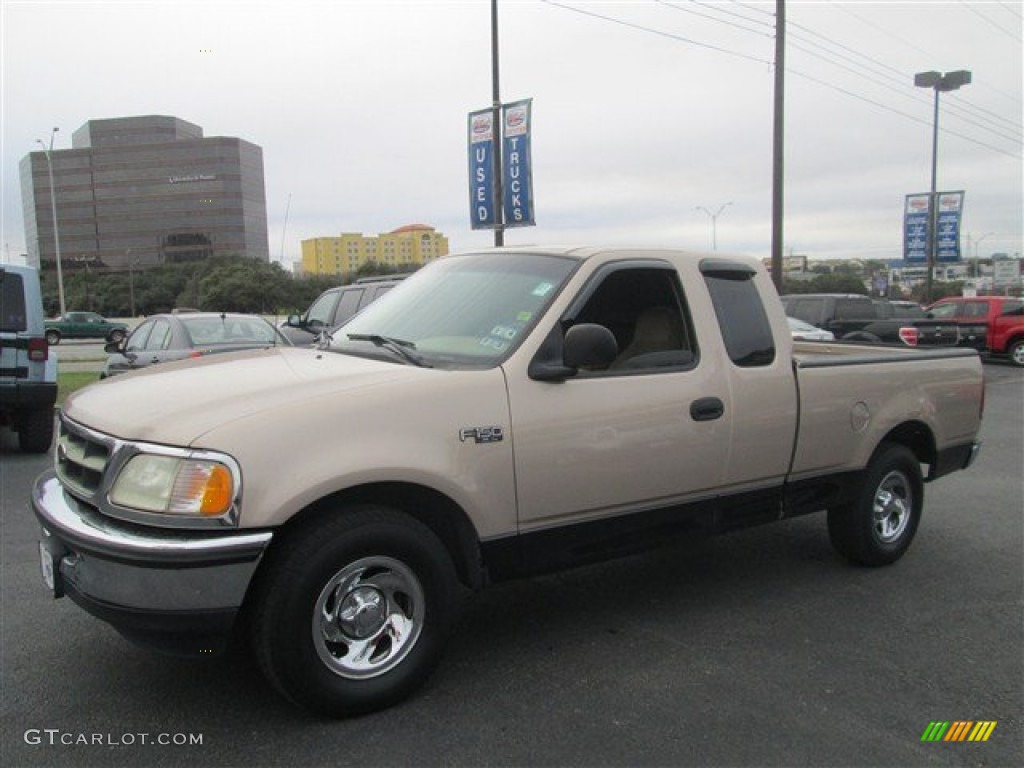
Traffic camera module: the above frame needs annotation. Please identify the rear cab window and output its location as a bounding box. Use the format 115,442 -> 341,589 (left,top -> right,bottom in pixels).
701,260 -> 775,367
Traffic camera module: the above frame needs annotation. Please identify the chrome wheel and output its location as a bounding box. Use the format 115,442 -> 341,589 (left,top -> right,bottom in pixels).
872,470 -> 912,543
1010,341 -> 1024,367
313,556 -> 425,680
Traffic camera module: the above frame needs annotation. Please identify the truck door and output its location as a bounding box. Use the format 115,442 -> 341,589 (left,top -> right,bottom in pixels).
506,261 -> 733,533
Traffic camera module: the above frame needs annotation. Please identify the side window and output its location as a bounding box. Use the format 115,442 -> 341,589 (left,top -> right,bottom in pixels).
966,301 -> 989,318
1,272 -> 27,332
702,266 -> 775,367
570,267 -> 695,373
1002,301 -> 1023,317
787,298 -> 820,325
144,319 -> 172,351
928,302 -> 958,319
126,321 -> 153,352
306,290 -> 341,328
835,299 -> 873,320
332,288 -> 365,326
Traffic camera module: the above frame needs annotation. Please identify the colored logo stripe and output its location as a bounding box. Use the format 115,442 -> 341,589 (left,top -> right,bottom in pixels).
921,721 -> 996,742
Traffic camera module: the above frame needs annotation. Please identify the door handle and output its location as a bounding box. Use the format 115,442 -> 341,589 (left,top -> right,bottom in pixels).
690,397 -> 725,422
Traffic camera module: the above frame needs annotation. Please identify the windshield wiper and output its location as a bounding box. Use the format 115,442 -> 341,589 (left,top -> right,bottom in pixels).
346,333 -> 432,368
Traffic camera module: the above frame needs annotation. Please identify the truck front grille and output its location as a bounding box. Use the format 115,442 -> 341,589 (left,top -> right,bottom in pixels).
56,418 -> 113,499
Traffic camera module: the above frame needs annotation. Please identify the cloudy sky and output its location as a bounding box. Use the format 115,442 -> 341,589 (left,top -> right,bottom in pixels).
2,0 -> 1021,268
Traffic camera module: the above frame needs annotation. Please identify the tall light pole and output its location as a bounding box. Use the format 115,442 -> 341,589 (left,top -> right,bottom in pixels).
695,202 -> 732,251
973,231 -> 994,280
36,127 -> 66,317
914,69 -> 971,304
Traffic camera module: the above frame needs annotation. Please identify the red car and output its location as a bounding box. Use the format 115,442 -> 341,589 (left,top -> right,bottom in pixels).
927,296 -> 1024,367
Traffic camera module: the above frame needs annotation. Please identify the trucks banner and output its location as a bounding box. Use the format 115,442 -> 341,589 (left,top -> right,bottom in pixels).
501,99 -> 535,228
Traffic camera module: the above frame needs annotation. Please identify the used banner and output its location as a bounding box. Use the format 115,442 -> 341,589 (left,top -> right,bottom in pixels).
467,109 -> 497,230
501,99 -> 535,228
903,194 -> 930,263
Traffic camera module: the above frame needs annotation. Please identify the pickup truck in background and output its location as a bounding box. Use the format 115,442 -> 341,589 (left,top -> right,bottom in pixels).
926,296 -> 1024,367
781,293 -> 959,347
33,247 -> 983,717
45,311 -> 128,345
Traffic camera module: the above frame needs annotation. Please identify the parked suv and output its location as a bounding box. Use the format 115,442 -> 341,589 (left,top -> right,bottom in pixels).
1,265 -> 57,452
280,275 -> 405,345
781,293 -> 958,346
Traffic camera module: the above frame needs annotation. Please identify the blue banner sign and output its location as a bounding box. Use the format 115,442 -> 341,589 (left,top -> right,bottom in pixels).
904,194 -> 930,263
502,99 -> 535,227
468,109 -> 497,230
935,191 -> 965,263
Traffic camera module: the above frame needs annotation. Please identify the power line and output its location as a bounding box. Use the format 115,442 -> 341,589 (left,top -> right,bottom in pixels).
655,0 -> 772,37
958,0 -> 1023,43
538,0 -> 1022,158
539,0 -> 771,65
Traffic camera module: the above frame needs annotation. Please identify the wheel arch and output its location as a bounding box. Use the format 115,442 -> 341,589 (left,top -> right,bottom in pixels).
264,482 -> 485,592
877,420 -> 936,475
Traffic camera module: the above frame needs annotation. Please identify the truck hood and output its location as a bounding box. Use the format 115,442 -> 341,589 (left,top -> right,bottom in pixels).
64,347 -> 427,445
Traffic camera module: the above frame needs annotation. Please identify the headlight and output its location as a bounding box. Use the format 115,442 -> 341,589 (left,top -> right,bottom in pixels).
110,454 -> 236,519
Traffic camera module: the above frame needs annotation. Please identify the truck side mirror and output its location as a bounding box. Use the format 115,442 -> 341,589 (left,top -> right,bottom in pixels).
563,323 -> 618,370
529,323 -> 618,381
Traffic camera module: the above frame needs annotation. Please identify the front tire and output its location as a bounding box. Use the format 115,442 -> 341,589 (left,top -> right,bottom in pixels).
251,506 -> 460,717
1008,339 -> 1024,368
828,442 -> 923,566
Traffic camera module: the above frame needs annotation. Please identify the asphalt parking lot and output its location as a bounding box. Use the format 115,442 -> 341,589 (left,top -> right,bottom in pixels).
1,361 -> 1020,768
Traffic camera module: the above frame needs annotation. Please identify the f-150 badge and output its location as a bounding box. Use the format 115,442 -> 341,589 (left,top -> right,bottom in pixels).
459,426 -> 504,444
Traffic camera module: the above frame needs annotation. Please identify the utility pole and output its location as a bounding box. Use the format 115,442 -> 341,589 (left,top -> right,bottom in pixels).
770,0 -> 785,291
491,0 -> 505,247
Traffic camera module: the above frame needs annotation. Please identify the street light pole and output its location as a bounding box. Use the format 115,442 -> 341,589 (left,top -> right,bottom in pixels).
913,69 -> 971,304
36,127 -> 66,317
695,202 -> 733,251
973,231 -> 994,280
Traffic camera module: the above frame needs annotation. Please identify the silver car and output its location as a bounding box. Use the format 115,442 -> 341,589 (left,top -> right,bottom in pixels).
103,312 -> 291,377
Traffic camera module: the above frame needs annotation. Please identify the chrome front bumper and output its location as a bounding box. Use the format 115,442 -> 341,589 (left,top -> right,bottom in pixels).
33,471 -> 273,651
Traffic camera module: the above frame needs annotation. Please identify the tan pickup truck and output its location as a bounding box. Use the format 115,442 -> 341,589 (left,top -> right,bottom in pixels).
33,247 -> 983,717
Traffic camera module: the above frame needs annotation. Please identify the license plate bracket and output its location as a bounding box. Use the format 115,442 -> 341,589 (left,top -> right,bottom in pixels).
38,534 -> 65,599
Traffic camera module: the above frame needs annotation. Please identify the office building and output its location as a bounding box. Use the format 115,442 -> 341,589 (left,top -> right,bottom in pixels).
20,115 -> 269,271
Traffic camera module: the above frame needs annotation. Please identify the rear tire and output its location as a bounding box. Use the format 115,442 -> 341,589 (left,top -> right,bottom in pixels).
250,505 -> 460,717
828,442 -> 923,566
19,408 -> 54,453
45,330 -> 60,345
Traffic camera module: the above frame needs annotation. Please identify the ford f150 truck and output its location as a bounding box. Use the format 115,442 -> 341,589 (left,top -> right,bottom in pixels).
33,247 -> 983,717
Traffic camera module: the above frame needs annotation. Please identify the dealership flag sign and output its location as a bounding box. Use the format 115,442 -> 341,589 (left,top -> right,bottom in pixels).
501,99 -> 535,227
467,99 -> 535,230
468,109 -> 497,229
904,191 -> 965,263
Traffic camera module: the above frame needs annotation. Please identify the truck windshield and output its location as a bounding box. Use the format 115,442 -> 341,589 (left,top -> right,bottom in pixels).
331,251 -> 578,367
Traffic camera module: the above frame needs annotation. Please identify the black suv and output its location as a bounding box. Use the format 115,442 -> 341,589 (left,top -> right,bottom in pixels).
781,294 -> 959,346
280,276 -> 405,345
